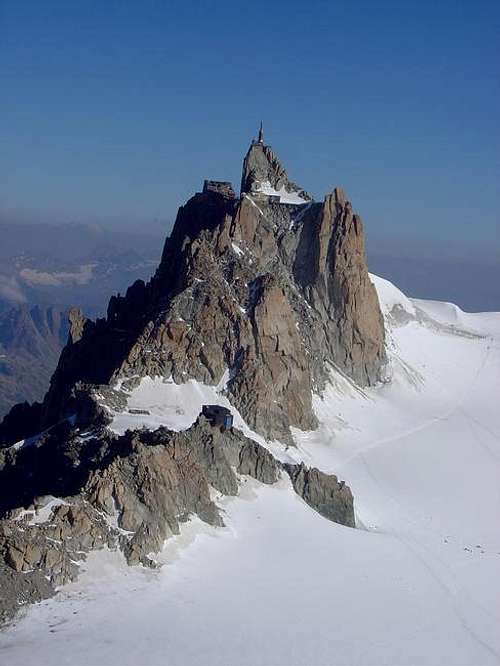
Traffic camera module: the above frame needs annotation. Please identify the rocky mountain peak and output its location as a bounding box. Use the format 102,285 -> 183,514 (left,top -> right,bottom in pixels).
240,124 -> 312,204
0,130 -> 386,447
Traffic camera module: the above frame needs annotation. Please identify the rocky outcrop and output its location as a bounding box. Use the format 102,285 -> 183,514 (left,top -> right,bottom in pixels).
0,400 -> 43,448
228,272 -> 317,441
0,563 -> 54,625
240,131 -> 311,201
293,188 -> 386,384
285,463 -> 355,527
238,440 -> 280,484
203,180 -> 236,198
0,502 -> 113,582
0,415 -> 353,623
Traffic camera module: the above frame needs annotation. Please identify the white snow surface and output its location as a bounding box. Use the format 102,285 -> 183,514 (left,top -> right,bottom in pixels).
231,242 -> 244,257
15,497 -> 70,526
2,276 -> 500,665
254,180 -> 309,204
369,272 -> 417,317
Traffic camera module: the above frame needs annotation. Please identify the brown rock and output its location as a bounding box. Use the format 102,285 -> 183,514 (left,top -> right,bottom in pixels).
5,545 -> 24,572
285,463 -> 355,527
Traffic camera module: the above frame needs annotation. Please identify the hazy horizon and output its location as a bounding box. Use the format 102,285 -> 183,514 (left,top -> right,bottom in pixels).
1,0 -> 499,311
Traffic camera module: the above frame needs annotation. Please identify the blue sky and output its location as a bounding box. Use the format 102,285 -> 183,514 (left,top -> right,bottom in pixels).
1,0 -> 499,263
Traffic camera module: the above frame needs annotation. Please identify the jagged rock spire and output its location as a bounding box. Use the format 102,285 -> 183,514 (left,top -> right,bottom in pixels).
0,131 -> 385,449
240,127 -> 312,201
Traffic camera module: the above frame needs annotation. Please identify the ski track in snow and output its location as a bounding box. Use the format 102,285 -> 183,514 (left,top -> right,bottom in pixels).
1,275 -> 500,665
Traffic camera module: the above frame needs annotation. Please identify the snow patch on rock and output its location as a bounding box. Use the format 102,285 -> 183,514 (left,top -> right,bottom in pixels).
254,180 -> 309,205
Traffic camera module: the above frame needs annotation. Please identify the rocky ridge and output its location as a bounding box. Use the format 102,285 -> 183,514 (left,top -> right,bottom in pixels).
0,414 -> 354,623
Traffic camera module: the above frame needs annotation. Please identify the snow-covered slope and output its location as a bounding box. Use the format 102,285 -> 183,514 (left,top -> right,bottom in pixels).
253,180 -> 310,204
2,276 -> 500,665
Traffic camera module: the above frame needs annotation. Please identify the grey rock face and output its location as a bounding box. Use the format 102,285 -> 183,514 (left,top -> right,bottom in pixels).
285,463 -> 355,527
293,188 -> 386,385
0,563 -> 54,626
240,136 -> 312,201
238,440 -> 280,484
203,180 -> 236,199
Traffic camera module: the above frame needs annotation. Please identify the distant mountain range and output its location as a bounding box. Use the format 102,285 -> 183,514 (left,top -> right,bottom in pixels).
0,221 -> 162,317
0,222 -> 162,418
0,305 -> 69,418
